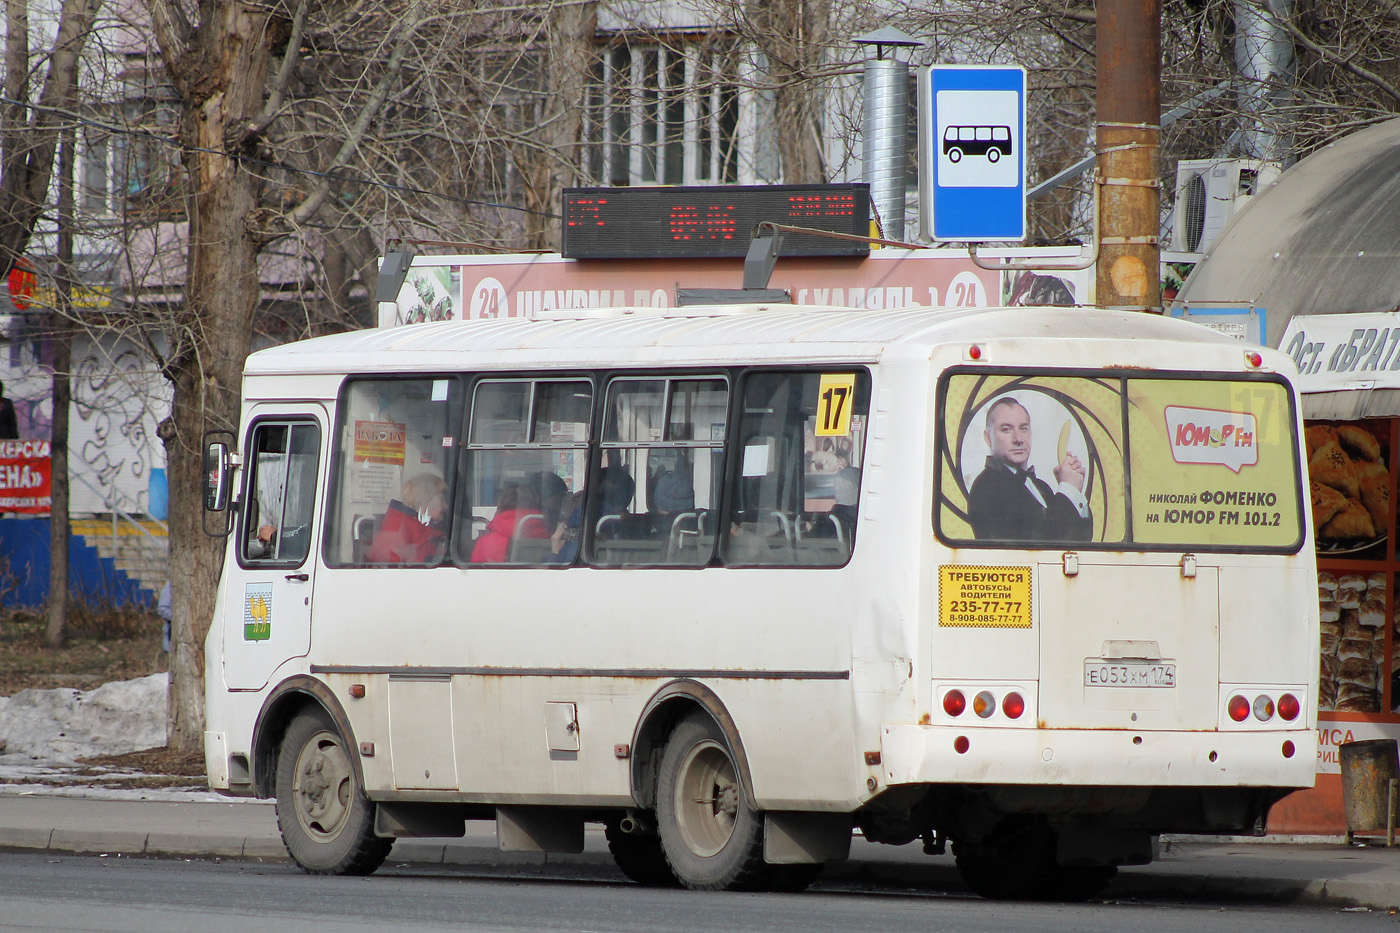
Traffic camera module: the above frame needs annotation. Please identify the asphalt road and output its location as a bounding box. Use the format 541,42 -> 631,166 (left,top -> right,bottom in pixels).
0,851 -> 1394,933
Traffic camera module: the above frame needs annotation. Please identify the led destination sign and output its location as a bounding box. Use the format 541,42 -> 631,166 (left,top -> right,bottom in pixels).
561,184 -> 872,259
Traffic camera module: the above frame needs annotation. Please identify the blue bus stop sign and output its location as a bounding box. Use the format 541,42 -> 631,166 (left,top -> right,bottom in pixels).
919,65 -> 1027,242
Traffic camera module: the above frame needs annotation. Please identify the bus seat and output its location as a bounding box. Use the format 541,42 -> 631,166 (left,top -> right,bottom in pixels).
353,514 -> 379,562
511,512 -> 551,563
666,511 -> 700,561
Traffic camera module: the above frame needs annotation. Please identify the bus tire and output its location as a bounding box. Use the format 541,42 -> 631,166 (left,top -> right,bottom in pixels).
275,708 -> 391,875
947,148 -> 963,163
655,714 -> 769,891
605,818 -> 680,886
987,147 -> 1001,163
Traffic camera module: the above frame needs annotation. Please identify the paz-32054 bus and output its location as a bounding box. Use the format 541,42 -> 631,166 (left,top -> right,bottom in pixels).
202,303 -> 1317,899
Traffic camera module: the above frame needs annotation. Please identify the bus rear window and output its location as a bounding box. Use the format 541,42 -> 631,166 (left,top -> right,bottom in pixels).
935,370 -> 1304,552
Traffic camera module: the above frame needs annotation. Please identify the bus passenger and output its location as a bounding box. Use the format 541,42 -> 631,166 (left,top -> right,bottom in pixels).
470,484 -> 549,563
650,466 -> 695,536
828,452 -> 860,537
366,473 -> 447,563
546,491 -> 587,564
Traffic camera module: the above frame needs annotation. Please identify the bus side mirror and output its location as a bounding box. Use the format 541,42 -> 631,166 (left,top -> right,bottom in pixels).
204,441 -> 232,511
202,430 -> 238,538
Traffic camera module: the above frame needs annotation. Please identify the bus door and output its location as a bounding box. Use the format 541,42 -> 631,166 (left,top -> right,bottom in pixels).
225,410 -> 325,691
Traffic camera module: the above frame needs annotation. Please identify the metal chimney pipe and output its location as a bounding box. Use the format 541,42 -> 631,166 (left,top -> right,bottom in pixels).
863,57 -> 909,241
1234,0 -> 1294,161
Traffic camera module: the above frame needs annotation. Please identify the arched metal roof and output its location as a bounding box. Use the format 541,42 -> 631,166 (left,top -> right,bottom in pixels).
1175,117 -> 1400,349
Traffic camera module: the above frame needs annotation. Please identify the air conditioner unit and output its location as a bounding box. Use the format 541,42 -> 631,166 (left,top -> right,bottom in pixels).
1170,159 -> 1281,255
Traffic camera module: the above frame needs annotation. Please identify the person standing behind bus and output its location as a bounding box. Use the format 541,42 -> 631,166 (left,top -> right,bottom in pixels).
367,473 -> 447,563
0,381 -> 17,439
967,395 -> 1092,542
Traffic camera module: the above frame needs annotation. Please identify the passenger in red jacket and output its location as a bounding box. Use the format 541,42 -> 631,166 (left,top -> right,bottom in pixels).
367,473 -> 447,563
470,484 -> 549,563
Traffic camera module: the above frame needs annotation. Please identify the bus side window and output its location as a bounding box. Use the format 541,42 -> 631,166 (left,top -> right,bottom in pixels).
723,371 -> 869,567
242,422 -> 320,565
326,378 -> 458,567
587,377 -> 726,567
463,379 -> 590,566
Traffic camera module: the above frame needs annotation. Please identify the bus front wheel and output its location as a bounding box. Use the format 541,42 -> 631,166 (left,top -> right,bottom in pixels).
275,708 -> 391,875
947,148 -> 963,163
987,148 -> 1001,163
655,715 -> 770,891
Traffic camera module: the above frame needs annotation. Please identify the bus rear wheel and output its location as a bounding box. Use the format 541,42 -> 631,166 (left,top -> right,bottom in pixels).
275,708 -> 391,875
655,715 -> 770,891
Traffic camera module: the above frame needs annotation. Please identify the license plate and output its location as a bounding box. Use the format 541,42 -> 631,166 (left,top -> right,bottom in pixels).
1083,660 -> 1176,688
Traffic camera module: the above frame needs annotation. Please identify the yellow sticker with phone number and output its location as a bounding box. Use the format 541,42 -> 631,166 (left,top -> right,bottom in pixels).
939,566 -> 1032,628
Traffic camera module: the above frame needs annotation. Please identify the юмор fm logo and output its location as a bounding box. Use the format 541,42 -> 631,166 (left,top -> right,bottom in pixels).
1163,405 -> 1258,473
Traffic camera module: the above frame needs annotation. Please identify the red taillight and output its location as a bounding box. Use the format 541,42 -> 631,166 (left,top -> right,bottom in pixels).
1252,695 -> 1275,721
1245,351 -> 1263,368
1278,693 -> 1300,722
954,735 -> 970,754
1228,694 -> 1250,722
968,345 -> 982,360
1002,692 -> 1026,720
973,691 -> 995,718
1282,741 -> 1296,758
943,689 -> 966,717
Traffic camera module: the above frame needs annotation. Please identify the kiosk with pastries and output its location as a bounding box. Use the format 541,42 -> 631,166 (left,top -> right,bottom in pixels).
1268,312 -> 1400,836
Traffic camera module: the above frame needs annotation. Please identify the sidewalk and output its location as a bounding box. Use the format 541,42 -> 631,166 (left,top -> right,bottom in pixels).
1,790 -> 1398,908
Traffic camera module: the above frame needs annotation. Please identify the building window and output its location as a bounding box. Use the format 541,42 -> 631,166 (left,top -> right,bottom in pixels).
585,39 -> 740,186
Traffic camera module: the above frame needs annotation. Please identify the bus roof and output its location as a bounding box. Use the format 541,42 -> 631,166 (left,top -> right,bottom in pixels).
243,304 -> 1277,376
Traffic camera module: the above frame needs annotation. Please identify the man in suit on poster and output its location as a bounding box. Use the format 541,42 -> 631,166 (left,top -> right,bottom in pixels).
967,395 -> 1093,542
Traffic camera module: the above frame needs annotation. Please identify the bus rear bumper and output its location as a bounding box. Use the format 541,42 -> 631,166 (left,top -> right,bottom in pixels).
880,724 -> 1318,789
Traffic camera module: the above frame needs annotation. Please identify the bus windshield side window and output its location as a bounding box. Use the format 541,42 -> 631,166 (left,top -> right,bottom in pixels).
723,370 -> 870,567
242,422 -> 320,565
462,379 -> 591,565
326,378 -> 458,566
587,376 -> 727,567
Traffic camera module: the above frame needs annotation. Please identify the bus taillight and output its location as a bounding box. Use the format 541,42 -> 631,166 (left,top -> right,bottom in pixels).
1227,695 -> 1251,722
943,689 -> 967,717
1252,695 -> 1276,721
1278,693 -> 1301,722
973,691 -> 996,718
1002,692 -> 1025,720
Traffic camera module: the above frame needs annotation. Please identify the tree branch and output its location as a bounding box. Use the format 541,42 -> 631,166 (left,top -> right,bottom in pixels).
242,0 -> 311,142
281,1 -> 426,230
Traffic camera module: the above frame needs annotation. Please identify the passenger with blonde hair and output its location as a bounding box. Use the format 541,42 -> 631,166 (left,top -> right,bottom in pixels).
367,473 -> 447,563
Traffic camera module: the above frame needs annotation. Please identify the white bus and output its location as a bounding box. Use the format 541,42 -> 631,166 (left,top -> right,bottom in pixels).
203,303 -> 1318,899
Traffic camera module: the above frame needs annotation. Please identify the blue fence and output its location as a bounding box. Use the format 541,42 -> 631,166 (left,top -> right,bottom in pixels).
0,519 -> 151,608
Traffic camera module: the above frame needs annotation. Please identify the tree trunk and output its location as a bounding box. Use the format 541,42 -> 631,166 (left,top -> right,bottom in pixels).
159,0 -> 274,752
45,125 -> 74,648
523,1 -> 597,249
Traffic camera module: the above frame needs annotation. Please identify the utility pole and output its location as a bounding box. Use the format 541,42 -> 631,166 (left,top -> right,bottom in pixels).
1095,0 -> 1162,311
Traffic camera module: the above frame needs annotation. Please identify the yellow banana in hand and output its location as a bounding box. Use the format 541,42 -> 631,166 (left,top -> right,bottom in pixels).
1057,421 -> 1071,463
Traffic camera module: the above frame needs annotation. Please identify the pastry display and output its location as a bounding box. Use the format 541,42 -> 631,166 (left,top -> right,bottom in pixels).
1308,420 -> 1389,548
1316,567 -> 1388,713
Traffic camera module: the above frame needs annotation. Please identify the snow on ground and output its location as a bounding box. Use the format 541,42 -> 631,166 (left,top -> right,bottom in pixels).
0,674 -> 167,764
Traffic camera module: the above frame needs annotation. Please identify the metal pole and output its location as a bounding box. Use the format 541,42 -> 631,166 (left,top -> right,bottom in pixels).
1095,0 -> 1161,311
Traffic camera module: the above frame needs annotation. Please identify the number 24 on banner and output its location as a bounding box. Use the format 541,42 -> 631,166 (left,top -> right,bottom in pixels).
817,374 -> 856,436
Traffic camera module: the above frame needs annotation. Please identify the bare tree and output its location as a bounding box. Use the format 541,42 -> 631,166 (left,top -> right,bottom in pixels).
1,0 -> 101,276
